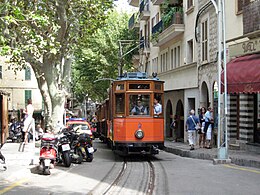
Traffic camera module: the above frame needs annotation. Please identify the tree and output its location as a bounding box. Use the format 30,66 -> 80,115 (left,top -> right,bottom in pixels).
0,0 -> 114,131
73,10 -> 138,103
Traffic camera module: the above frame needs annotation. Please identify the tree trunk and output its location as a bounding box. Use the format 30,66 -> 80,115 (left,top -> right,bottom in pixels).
39,61 -> 66,132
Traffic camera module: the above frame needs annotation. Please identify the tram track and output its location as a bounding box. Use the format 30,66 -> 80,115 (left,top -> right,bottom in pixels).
89,155 -> 157,195
103,157 -> 156,195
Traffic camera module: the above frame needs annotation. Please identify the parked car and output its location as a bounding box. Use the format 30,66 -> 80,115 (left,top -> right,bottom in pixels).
66,118 -> 93,139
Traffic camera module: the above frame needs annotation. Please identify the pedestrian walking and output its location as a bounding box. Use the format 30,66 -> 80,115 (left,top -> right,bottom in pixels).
170,115 -> 178,142
186,109 -> 200,150
22,99 -> 34,144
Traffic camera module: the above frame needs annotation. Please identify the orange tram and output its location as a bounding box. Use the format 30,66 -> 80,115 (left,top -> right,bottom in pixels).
96,72 -> 164,155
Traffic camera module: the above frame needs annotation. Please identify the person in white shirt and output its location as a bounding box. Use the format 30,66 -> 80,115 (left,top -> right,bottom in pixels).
154,97 -> 162,116
23,99 -> 34,144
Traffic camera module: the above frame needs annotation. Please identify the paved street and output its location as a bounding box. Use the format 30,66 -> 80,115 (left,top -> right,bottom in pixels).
1,140 -> 260,195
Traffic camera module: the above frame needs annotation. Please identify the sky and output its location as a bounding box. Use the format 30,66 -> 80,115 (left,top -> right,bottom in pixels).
114,0 -> 137,13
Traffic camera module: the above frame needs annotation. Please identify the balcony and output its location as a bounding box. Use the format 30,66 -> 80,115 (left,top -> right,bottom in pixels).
128,13 -> 140,30
243,0 -> 260,35
151,10 -> 184,46
127,0 -> 139,7
139,0 -> 150,21
151,0 -> 164,5
139,36 -> 150,54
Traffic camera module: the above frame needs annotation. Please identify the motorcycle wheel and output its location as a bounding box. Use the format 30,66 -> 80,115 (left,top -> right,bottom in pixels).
86,153 -> 93,162
62,151 -> 72,167
39,160 -> 51,175
44,167 -> 51,175
75,148 -> 83,164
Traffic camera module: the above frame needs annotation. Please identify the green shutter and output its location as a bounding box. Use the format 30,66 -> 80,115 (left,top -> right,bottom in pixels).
25,90 -> 32,105
25,67 -> 31,80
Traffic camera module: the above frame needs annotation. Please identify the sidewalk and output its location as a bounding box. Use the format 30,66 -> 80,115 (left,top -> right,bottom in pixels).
0,142 -> 40,181
164,140 -> 260,169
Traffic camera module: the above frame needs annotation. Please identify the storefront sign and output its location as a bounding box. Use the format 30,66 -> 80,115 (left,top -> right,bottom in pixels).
229,37 -> 260,58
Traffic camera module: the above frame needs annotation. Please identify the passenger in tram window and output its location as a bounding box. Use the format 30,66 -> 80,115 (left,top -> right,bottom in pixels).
154,97 -> 162,116
131,99 -> 148,115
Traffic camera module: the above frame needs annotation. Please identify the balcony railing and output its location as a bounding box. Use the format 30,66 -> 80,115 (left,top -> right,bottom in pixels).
152,11 -> 184,34
151,11 -> 184,46
152,20 -> 163,34
139,0 -> 150,20
140,36 -> 150,50
243,0 -> 260,35
128,13 -> 140,30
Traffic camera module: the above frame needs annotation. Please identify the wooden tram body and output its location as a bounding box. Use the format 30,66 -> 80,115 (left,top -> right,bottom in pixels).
97,72 -> 164,155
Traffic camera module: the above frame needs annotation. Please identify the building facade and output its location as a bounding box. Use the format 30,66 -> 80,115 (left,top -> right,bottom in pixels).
0,56 -> 43,123
128,0 -> 260,148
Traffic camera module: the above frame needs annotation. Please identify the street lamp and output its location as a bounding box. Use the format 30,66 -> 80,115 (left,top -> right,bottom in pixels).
212,0 -> 229,161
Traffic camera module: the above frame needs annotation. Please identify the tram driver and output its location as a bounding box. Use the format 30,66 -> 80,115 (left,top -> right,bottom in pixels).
131,99 -> 148,115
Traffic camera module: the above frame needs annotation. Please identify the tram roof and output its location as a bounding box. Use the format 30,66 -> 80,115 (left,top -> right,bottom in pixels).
116,72 -> 162,81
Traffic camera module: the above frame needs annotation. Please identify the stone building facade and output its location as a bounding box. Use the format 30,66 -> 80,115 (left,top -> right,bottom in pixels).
128,0 -> 260,149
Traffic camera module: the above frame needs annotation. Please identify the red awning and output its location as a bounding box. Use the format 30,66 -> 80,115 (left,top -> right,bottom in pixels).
224,54 -> 260,94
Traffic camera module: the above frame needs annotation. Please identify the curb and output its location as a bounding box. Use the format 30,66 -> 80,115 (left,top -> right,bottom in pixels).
164,146 -> 260,169
164,146 -> 217,160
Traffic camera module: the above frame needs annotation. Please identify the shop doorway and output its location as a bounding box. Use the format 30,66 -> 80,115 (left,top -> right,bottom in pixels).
166,100 -> 173,138
176,100 -> 184,142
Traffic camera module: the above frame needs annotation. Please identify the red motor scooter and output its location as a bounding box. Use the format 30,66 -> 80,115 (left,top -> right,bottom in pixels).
39,133 -> 57,175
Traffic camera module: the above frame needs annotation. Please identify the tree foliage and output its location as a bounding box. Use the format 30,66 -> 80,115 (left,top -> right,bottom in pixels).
0,0 -> 114,130
73,10 -> 138,102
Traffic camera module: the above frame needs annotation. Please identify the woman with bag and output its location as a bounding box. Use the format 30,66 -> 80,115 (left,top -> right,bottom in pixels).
199,107 -> 206,148
205,111 -> 214,149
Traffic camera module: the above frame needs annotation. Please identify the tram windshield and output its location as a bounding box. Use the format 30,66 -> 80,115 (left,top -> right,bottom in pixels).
129,94 -> 150,116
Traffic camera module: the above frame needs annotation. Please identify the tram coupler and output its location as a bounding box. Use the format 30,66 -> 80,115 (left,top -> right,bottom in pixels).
151,145 -> 159,154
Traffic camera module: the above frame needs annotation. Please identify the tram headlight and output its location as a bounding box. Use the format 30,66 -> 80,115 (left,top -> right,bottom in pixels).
135,129 -> 144,139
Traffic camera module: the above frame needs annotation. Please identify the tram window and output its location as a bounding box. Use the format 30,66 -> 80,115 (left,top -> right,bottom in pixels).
154,94 -> 163,117
129,84 -> 150,90
115,94 -> 125,114
155,83 -> 162,90
129,94 -> 150,115
116,84 -> 124,90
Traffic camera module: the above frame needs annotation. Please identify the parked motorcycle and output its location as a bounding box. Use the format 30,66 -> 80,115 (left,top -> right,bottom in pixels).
38,133 -> 57,175
63,128 -> 84,164
8,122 -> 23,143
78,132 -> 95,162
56,130 -> 72,167
75,125 -> 96,162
